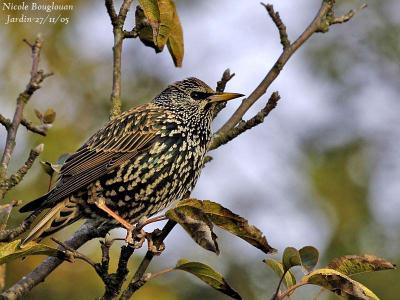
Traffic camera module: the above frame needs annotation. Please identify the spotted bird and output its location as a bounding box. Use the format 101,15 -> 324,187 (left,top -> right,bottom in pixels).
20,77 -> 243,245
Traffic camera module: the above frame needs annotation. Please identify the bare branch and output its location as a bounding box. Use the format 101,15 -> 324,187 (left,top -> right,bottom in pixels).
0,115 -> 11,129
105,0 -> 118,26
216,69 -> 235,93
51,238 -> 99,270
7,144 -> 44,191
20,117 -> 47,136
117,0 -> 134,25
261,3 -> 290,50
2,221 -> 113,299
330,4 -> 367,25
213,69 -> 236,118
106,0 -> 134,120
215,0 -> 363,138
0,36 -> 52,179
123,28 -> 138,39
209,92 -> 280,151
0,211 -> 38,242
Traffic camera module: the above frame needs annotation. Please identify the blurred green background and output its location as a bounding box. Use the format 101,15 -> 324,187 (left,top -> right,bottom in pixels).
1,0 -> 399,299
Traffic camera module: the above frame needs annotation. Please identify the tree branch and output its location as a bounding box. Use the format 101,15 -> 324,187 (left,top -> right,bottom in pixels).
0,36 -> 52,181
209,91 -> 280,151
2,221 -> 112,299
261,3 -> 290,50
20,118 -> 48,136
0,115 -> 11,129
6,144 -> 44,191
0,211 -> 38,242
106,0 -> 134,120
215,0 -> 364,138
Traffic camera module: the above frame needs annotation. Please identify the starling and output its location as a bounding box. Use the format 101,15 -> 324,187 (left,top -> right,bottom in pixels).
20,77 -> 243,245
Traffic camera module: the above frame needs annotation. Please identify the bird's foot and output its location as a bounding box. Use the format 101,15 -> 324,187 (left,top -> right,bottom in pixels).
125,225 -> 147,249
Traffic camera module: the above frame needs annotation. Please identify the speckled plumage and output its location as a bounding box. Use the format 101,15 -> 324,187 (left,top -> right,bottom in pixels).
20,77 -> 243,244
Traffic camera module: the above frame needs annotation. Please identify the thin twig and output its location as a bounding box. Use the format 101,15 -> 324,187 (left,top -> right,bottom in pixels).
51,238 -> 99,270
147,267 -> 174,280
2,221 -> 113,299
277,282 -> 308,299
0,115 -> 11,129
7,144 -> 44,191
20,117 -> 48,136
123,28 -> 138,39
330,4 -> 367,25
213,69 -> 236,118
0,202 -> 39,243
215,0 -> 364,138
209,92 -> 280,150
106,0 -> 134,119
0,36 -> 52,180
272,269 -> 289,300
105,0 -> 118,26
261,3 -> 290,50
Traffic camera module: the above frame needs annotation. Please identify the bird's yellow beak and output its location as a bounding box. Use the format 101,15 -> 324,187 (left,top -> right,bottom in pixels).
208,92 -> 245,103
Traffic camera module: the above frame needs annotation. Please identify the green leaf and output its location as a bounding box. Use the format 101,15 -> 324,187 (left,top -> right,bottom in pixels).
327,254 -> 396,276
263,258 -> 296,288
299,246 -> 319,273
175,259 -> 242,300
282,247 -> 301,272
166,205 -> 219,254
166,0 -> 184,67
303,268 -> 380,300
0,239 -> 62,264
177,199 -> 276,254
43,108 -> 56,124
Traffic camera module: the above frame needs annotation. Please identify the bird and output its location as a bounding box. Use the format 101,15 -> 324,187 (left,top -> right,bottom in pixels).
19,77 -> 243,246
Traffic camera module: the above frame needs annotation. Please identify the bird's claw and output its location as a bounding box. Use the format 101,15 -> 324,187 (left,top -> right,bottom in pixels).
125,225 -> 146,249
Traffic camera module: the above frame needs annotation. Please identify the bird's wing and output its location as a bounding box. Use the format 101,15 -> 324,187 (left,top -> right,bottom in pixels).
21,104 -> 166,212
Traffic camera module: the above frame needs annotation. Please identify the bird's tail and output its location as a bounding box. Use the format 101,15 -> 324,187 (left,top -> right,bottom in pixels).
21,198 -> 81,246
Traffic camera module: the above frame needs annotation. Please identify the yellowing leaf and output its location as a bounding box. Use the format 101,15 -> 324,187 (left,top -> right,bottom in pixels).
263,258 -> 296,288
136,0 -> 184,66
328,254 -> 396,276
177,199 -> 276,254
175,259 -> 242,300
137,0 -> 160,29
157,0 -> 174,49
166,0 -> 184,67
303,268 -> 380,300
0,239 -> 62,264
166,205 -> 219,254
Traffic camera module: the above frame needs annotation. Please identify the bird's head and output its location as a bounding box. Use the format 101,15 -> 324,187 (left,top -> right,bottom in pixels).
154,77 -> 244,116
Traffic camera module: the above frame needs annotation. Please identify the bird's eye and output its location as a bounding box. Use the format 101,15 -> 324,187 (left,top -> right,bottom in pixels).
190,91 -> 211,100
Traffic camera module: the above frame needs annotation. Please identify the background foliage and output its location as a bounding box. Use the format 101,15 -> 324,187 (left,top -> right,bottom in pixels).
0,0 -> 399,299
